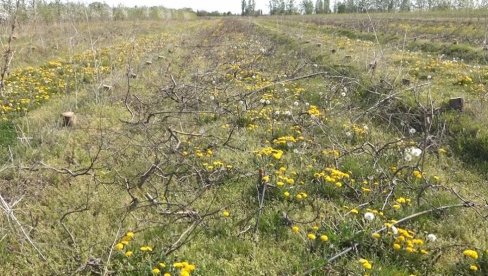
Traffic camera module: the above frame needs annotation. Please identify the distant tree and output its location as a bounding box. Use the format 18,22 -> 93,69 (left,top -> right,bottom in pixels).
286,0 -> 297,14
315,0 -> 324,13
400,0 -> 410,10
278,0 -> 286,13
336,1 -> 347,12
112,5 -> 127,20
242,0 -> 256,15
323,0 -> 331,12
88,2 -> 111,20
241,0 -> 246,15
300,0 -> 315,14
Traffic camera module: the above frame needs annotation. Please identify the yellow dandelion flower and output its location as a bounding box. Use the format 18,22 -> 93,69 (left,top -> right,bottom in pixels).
393,243 -> 401,250
115,243 -> 124,251
159,263 -> 166,268
125,251 -> 133,257
222,210 -> 230,217
320,235 -> 329,242
126,231 -> 135,239
470,265 -> 478,271
307,233 -> 316,240
292,226 -> 300,233
284,191 -> 290,197
372,233 -> 381,239
140,246 -> 153,252
152,268 -> 161,275
350,209 -> 359,214
393,204 -> 401,210
463,249 -> 479,259
272,150 -> 283,160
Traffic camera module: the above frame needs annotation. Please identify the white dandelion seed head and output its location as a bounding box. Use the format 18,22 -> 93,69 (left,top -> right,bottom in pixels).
426,234 -> 437,242
345,131 -> 352,137
409,128 -> 416,134
259,99 -> 266,104
284,111 -> 292,116
391,225 -> 398,235
293,101 -> 299,106
305,102 -> 310,107
265,100 -> 271,105
209,95 -> 215,101
409,147 -> 422,157
404,153 -> 413,162
341,92 -> 347,97
313,63 -> 318,67
363,125 -> 369,131
364,212 -> 375,221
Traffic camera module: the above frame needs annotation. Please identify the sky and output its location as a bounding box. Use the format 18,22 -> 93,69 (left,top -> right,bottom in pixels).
87,0 -> 269,14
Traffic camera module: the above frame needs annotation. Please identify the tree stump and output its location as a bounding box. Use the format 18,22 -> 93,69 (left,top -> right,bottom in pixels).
448,97 -> 464,112
62,112 -> 76,127
401,78 -> 411,86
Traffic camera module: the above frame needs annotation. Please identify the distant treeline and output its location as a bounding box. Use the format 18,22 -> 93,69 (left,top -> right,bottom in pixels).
196,10 -> 235,17
242,0 -> 488,15
0,1 -> 196,23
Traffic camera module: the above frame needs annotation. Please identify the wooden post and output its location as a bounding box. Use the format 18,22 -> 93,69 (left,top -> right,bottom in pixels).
62,112 -> 76,127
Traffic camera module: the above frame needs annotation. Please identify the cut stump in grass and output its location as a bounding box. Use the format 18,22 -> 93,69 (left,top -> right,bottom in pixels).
448,97 -> 464,112
62,111 -> 76,127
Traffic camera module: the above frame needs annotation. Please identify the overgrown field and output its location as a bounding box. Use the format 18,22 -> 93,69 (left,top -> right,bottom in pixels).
1,14 -> 488,275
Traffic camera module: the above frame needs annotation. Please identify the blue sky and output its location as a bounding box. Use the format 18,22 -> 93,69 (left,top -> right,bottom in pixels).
86,0 -> 269,13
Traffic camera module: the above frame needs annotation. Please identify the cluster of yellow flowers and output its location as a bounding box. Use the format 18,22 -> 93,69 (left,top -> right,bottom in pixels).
455,75 -> 474,86
412,170 -> 423,179
292,225 -> 329,242
114,231 -> 155,258
358,258 -> 373,270
114,231 -> 136,256
194,148 -> 213,158
463,249 -> 482,271
201,160 -> 232,171
314,167 -> 350,188
386,224 -> 429,255
151,261 -> 196,276
322,149 -> 340,158
307,105 -> 321,117
392,196 -> 411,210
273,135 -> 300,145
1,34 -> 170,121
255,146 -> 284,160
